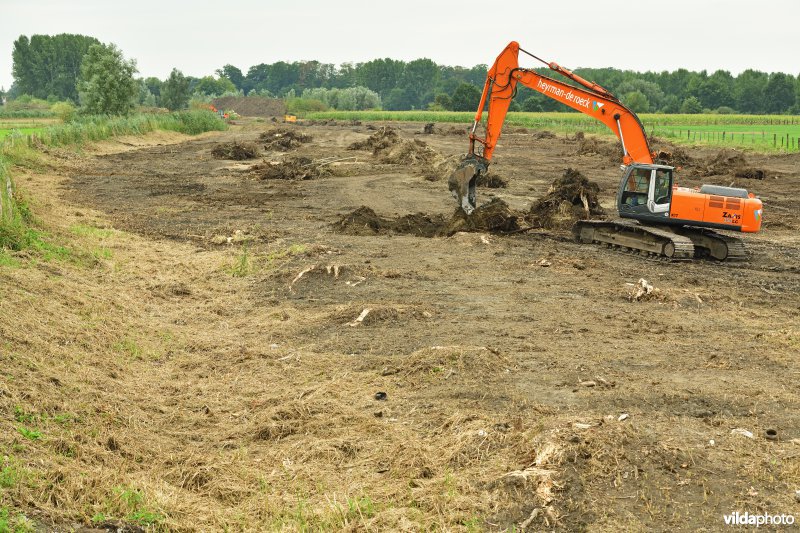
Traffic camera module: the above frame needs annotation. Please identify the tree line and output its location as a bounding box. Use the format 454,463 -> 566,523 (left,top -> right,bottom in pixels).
5,33 -> 800,115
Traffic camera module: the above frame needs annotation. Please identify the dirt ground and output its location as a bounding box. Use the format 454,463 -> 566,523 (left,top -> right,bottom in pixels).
1,118 -> 799,531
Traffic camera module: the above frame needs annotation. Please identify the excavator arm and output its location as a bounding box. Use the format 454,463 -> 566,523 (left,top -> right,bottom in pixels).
450,41 -> 657,214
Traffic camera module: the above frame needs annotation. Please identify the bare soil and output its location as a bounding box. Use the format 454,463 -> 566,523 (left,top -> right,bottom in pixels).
1,119 -> 799,531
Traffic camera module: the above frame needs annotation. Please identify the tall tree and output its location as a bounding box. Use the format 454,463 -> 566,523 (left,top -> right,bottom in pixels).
78,43 -> 138,115
144,77 -> 163,99
12,34 -> 101,102
216,64 -> 245,91
244,63 -> 270,94
763,73 -> 795,114
735,70 -> 767,114
450,83 -> 482,112
699,70 -> 735,110
616,79 -> 664,110
356,59 -> 405,100
193,76 -> 236,96
160,68 -> 190,111
400,58 -> 439,109
621,91 -> 650,113
657,68 -> 692,102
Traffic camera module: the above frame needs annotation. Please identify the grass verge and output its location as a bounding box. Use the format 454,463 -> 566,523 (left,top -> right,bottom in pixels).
0,110 -> 227,265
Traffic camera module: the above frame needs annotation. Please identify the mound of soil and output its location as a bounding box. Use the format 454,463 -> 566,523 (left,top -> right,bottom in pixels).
251,156 -> 330,180
533,130 -> 557,139
575,136 -> 623,161
211,141 -> 259,160
701,150 -> 766,179
735,168 -> 766,180
348,127 -> 400,153
349,126 -> 457,181
260,128 -> 312,151
334,199 -> 521,237
656,146 -> 694,167
381,139 -> 440,165
476,172 -> 508,189
422,154 -> 464,182
527,168 -> 605,229
333,207 -> 447,237
445,198 -> 521,235
211,96 -> 286,117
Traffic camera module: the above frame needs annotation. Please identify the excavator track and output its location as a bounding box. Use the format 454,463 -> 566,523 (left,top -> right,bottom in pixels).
673,228 -> 748,261
573,220 -> 695,260
573,220 -> 748,261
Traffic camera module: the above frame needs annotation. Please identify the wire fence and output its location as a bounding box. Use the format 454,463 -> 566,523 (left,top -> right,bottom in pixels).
650,129 -> 800,151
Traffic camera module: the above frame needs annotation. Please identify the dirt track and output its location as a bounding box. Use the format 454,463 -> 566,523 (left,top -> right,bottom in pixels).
3,119 -> 799,530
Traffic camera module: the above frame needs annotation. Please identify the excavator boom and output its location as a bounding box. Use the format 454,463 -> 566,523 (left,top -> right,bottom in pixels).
450,41 -> 656,214
470,41 -> 654,165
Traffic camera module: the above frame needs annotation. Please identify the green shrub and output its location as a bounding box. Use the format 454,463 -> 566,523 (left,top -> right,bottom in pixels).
0,157 -> 33,251
78,44 -> 138,116
50,102 -> 76,122
4,95 -> 51,112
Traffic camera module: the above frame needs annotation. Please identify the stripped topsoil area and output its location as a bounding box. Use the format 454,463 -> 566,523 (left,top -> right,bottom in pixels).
1,118 -> 799,531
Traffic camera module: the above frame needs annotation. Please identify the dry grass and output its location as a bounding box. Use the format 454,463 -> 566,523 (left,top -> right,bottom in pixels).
0,139 -> 563,531
2,127 -> 798,531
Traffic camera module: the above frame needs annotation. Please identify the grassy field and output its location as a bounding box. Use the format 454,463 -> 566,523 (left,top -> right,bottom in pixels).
306,111 -> 800,152
0,118 -> 58,141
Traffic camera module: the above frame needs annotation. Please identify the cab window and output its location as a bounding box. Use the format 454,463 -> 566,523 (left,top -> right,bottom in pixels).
654,169 -> 672,204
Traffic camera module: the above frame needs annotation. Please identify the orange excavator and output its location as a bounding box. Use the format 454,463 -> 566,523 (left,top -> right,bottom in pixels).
449,41 -> 763,260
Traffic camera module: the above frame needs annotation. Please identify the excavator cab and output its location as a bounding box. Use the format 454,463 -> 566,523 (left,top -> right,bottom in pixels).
617,164 -> 675,224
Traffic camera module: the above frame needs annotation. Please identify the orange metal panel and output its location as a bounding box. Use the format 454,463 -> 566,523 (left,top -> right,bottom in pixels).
669,187 -> 706,222
669,187 -> 762,232
739,197 -> 763,233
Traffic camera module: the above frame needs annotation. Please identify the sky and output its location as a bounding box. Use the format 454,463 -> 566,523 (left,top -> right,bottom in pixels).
2,0 -> 799,91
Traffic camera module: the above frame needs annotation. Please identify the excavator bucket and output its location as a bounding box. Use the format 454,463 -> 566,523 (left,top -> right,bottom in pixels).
448,155 -> 488,215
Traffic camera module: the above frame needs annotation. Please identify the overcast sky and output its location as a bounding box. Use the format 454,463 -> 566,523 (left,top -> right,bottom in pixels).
3,0 -> 799,91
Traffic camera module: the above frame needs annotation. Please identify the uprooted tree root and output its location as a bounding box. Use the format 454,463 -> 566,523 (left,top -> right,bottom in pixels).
334,198 -> 521,237
348,127 -> 442,166
211,141 -> 259,160
527,168 -> 605,229
575,136 -> 623,162
700,150 -> 766,179
349,126 -> 460,181
260,128 -> 313,151
655,146 -> 695,167
381,139 -> 441,166
476,172 -> 508,189
445,198 -> 521,235
348,126 -> 400,153
251,156 -> 331,180
333,207 -> 447,237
